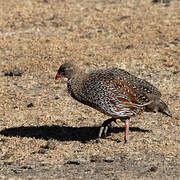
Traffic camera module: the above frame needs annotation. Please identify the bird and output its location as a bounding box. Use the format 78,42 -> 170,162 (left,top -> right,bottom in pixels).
55,62 -> 172,143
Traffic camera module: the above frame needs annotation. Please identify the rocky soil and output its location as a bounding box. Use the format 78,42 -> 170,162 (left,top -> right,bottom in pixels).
0,0 -> 179,179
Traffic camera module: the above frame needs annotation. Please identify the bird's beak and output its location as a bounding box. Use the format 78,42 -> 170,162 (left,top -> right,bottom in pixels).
55,73 -> 61,79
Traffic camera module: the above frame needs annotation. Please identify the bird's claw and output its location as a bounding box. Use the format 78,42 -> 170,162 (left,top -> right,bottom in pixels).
98,118 -> 117,138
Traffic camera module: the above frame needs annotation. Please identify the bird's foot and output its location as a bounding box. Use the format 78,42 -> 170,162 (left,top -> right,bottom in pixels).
98,118 -> 117,138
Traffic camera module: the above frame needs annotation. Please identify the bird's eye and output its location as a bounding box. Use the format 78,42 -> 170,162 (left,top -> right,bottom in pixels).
58,67 -> 65,73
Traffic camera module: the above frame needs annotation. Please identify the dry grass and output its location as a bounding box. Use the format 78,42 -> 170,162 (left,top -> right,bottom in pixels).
0,0 -> 180,179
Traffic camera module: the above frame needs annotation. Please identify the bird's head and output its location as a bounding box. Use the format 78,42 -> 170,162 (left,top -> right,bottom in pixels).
55,62 -> 76,80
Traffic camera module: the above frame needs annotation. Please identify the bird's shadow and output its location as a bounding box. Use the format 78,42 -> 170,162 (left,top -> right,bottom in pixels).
0,125 -> 151,143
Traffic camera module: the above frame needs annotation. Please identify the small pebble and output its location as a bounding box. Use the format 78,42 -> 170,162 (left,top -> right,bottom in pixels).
20,165 -> 32,170
27,103 -> 34,108
173,70 -> 180,75
55,96 -> 59,100
66,160 -> 80,165
175,37 -> 180,41
38,148 -> 46,154
4,67 -> 23,77
104,157 -> 114,163
149,166 -> 158,172
152,0 -> 169,3
66,158 -> 88,165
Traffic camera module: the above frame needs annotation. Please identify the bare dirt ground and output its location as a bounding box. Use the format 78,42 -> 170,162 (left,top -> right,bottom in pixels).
0,0 -> 180,179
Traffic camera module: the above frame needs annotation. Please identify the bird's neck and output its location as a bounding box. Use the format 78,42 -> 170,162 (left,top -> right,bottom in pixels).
67,68 -> 85,80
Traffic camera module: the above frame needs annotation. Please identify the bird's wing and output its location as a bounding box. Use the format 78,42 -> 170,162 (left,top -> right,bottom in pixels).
80,69 -> 150,117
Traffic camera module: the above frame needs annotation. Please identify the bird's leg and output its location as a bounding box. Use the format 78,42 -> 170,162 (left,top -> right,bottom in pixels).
98,118 -> 117,138
124,119 -> 129,144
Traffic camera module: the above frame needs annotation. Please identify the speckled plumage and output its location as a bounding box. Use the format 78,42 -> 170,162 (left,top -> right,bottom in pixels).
56,62 -> 172,143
